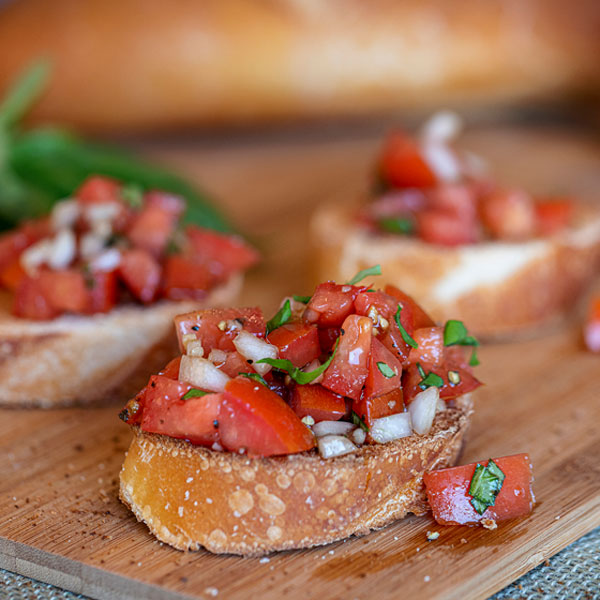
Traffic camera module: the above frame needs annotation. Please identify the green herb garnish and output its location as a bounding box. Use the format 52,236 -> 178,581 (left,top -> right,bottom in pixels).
378,216 -> 414,235
345,264 -> 382,286
352,411 -> 369,432
395,305 -> 418,349
416,362 -> 444,390
443,319 -> 480,367
182,389 -> 209,400
266,299 -> 292,334
120,183 -> 144,208
241,373 -> 268,387
292,295 -> 311,304
257,339 -> 339,385
468,459 -> 505,515
376,362 -> 396,378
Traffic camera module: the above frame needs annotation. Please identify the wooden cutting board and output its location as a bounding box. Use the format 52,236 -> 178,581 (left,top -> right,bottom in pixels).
1,122 -> 600,600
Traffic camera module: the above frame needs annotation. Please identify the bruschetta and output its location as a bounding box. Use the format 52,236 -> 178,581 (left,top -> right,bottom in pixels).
0,175 -> 257,406
311,112 -> 600,338
119,268 -> 481,555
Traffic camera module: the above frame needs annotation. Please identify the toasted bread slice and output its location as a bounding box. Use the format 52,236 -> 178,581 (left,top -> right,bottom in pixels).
119,394 -> 473,555
0,274 -> 241,407
311,203 -> 600,338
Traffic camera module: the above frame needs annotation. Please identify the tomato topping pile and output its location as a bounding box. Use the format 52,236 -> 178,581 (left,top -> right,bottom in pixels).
120,269 -> 482,457
361,116 -> 573,246
424,454 -> 535,525
0,176 -> 258,320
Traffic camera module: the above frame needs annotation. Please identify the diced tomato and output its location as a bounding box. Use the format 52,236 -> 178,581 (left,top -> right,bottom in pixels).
429,184 -> 477,221
402,361 -> 481,404
584,296 -> 600,353
363,337 -> 402,400
534,199 -> 573,236
289,384 -> 346,422
267,321 -> 321,368
127,194 -> 183,256
479,189 -> 536,240
13,277 -> 58,320
186,226 -> 259,282
305,282 -> 364,328
353,388 -> 404,427
174,307 -> 265,353
384,285 -> 435,329
219,376 -> 315,457
321,315 -> 373,400
211,350 -> 252,379
355,290 -> 401,327
0,219 -> 49,273
408,327 -> 444,365
163,255 -> 213,300
417,210 -> 478,246
158,356 -> 182,379
0,259 -> 27,291
118,248 -> 161,303
424,454 -> 535,525
318,327 -> 341,353
87,269 -> 117,313
139,375 -> 220,447
380,133 -> 437,189
38,269 -> 90,314
76,176 -> 121,204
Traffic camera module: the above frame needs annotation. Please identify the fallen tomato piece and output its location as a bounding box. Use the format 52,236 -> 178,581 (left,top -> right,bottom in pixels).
424,453 -> 534,525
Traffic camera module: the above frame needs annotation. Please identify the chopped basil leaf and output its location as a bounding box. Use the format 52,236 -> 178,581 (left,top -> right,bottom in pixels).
182,389 -> 209,400
443,319 -> 480,368
352,411 -> 369,432
257,339 -> 339,385
416,362 -> 444,390
376,361 -> 395,378
395,305 -> 418,349
266,299 -> 292,334
378,216 -> 414,235
345,264 -> 382,286
468,459 -> 506,515
293,294 -> 311,304
120,183 -> 144,208
241,372 -> 268,387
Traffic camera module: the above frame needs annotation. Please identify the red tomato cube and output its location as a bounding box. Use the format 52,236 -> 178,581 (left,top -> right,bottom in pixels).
423,453 -> 535,525
163,255 -> 213,300
289,384 -> 346,422
380,133 -> 437,189
118,248 -> 161,303
38,269 -> 90,314
267,322 -> 321,368
408,327 -> 445,365
534,199 -> 573,236
305,282 -> 363,328
479,189 -> 536,240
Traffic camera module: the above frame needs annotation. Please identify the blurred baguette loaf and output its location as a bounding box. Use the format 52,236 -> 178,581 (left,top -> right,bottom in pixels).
0,0 -> 598,133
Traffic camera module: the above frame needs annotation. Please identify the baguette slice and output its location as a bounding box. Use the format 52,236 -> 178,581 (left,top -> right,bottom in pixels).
311,203 -> 600,338
119,394 -> 473,556
0,274 -> 241,407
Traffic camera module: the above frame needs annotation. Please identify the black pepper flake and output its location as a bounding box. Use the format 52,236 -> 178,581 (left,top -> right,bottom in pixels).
191,326 -> 199,331
150,381 -> 156,388
213,420 -> 219,429
246,359 -> 253,364
340,328 -> 345,335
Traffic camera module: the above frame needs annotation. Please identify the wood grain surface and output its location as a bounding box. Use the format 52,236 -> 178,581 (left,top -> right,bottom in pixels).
1,122 -> 599,600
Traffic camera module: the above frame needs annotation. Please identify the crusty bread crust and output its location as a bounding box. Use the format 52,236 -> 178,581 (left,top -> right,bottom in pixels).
0,274 -> 241,408
311,203 -> 600,338
0,1 -> 598,133
119,395 -> 473,555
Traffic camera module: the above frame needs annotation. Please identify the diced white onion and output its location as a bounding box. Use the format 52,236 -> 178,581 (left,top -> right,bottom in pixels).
91,248 -> 121,271
312,421 -> 356,438
352,428 -> 367,445
422,142 -> 461,183
186,340 -> 204,358
317,435 -> 357,458
208,349 -> 227,364
370,413 -> 412,444
233,330 -> 278,376
91,220 -> 113,240
51,199 -> 79,230
85,202 -> 121,224
179,356 -> 229,392
436,397 -> 447,413
80,232 -> 106,260
409,387 -> 439,435
48,229 -> 76,270
20,239 -> 53,274
421,110 -> 463,142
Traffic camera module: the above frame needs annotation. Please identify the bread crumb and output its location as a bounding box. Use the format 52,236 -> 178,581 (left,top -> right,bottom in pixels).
460,538 -> 468,544
481,518 -> 497,530
426,531 -> 440,541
